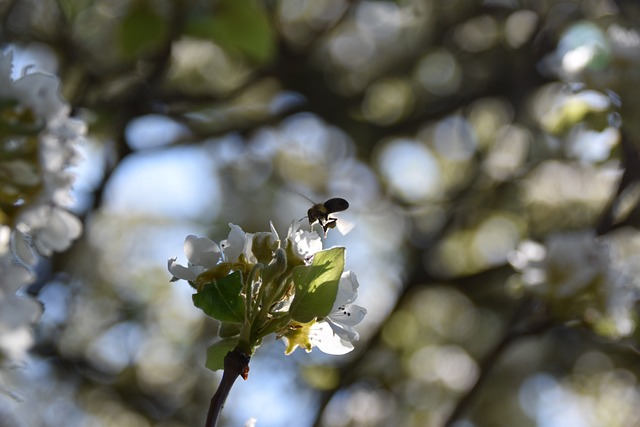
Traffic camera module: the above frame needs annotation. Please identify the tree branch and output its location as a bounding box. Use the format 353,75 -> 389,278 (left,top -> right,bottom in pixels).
205,349 -> 251,427
442,300 -> 552,427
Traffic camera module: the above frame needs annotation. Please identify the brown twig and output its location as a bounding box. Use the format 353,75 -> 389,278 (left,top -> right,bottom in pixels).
205,349 -> 251,427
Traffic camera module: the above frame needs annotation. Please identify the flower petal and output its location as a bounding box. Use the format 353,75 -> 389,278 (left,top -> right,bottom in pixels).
221,224 -> 248,263
332,270 -> 360,309
168,257 -> 199,282
12,229 -> 37,266
289,225 -> 322,261
309,321 -> 354,355
269,221 -> 279,241
330,303 -> 367,328
184,235 -> 220,268
326,317 -> 359,342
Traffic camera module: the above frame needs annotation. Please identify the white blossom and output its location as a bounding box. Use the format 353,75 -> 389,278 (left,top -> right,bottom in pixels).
0,292 -> 41,362
509,230 -> 637,337
287,221 -> 322,262
309,271 -> 367,355
169,223 -> 281,282
168,235 -> 221,282
171,223 -> 367,356
16,206 -> 82,258
0,50 -> 84,261
220,222 -> 279,264
0,50 -> 85,363
509,231 -> 611,298
308,321 -> 355,355
0,227 -> 37,361
220,223 -> 253,263
0,226 -> 34,294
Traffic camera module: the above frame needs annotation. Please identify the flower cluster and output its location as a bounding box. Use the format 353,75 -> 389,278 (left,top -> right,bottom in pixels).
509,230 -> 636,338
169,222 -> 366,365
0,50 -> 85,363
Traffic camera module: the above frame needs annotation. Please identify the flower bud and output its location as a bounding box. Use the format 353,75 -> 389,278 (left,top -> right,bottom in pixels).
252,231 -> 279,264
261,248 -> 287,285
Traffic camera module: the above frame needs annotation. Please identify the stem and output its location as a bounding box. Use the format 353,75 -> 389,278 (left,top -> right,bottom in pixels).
250,273 -> 288,334
245,264 -> 262,322
271,275 -> 292,306
205,349 -> 251,427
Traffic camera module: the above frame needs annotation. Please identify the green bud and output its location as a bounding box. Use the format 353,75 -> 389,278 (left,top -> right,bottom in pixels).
261,248 -> 287,285
252,232 -> 279,264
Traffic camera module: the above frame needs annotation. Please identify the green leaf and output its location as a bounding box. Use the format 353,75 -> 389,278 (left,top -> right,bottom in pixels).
118,0 -> 167,58
193,271 -> 245,323
218,322 -> 242,338
186,0 -> 276,64
289,247 -> 345,323
205,338 -> 238,371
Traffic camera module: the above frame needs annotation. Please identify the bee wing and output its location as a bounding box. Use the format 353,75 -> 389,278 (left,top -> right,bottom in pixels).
335,216 -> 355,235
324,198 -> 349,213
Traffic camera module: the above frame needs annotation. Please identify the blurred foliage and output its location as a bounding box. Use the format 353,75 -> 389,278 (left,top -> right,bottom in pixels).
2,0 -> 640,426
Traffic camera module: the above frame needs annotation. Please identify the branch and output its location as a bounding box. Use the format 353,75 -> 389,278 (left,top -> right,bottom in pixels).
205,349 -> 251,427
596,130 -> 640,235
442,300 -> 552,427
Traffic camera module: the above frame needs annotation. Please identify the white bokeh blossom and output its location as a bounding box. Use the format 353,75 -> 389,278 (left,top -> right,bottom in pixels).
509,232 -> 611,298
0,51 -> 84,264
0,50 -> 84,363
0,225 -> 40,362
509,230 -> 637,337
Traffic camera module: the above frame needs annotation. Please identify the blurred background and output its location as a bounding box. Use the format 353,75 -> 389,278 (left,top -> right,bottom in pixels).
2,0 -> 640,426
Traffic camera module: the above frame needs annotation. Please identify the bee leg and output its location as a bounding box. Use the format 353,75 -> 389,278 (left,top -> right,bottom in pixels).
321,218 -> 338,236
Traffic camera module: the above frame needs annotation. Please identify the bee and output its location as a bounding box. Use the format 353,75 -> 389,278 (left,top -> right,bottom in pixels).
308,197 -> 350,235
296,193 -> 351,236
